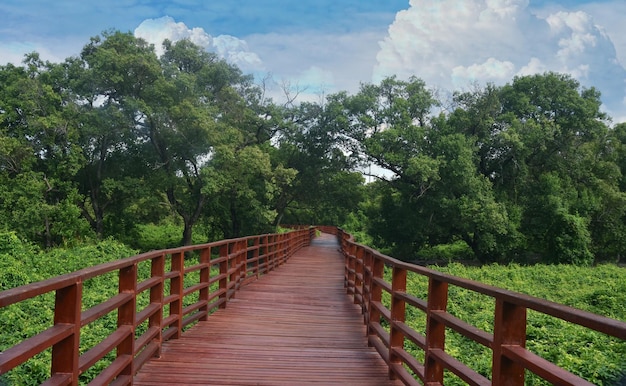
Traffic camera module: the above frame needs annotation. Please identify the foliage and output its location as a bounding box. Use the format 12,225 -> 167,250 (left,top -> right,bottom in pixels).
4,31 -> 626,267
0,235 -> 136,385
396,263 -> 626,385
338,72 -> 623,265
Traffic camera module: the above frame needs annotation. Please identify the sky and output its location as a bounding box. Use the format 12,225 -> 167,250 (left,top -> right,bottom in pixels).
1,0 -> 626,123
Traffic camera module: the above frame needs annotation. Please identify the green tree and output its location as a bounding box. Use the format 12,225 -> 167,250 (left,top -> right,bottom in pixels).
271,95 -> 364,226
67,32 -> 163,238
498,73 -> 618,264
0,57 -> 92,247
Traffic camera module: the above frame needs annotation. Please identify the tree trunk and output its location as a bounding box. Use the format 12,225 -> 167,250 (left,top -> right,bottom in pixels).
182,220 -> 193,246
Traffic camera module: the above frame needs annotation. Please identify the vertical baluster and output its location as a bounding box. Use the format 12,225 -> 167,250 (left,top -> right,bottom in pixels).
280,233 -> 287,265
219,244 -> 228,309
267,234 -> 274,272
239,240 -> 247,287
389,266 -> 407,380
150,255 -> 164,354
235,239 -> 248,292
425,278 -> 448,383
260,235 -> 267,275
51,281 -> 82,385
199,249 -> 210,321
228,242 -> 238,297
345,242 -> 354,296
362,250 -> 373,327
354,246 -> 364,307
286,231 -> 293,259
253,236 -> 261,279
368,255 -> 384,340
492,299 -> 526,385
170,252 -> 184,338
277,233 -> 284,266
118,263 -> 137,377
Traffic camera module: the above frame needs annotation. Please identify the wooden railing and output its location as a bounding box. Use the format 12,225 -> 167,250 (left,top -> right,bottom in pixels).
0,228 -> 314,385
338,228 -> 626,385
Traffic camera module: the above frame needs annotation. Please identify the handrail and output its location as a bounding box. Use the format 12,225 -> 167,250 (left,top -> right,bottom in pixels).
337,227 -> 626,386
0,228 -> 315,385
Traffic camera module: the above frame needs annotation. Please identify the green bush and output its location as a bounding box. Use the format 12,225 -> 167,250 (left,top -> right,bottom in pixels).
420,263 -> 626,385
0,238 -> 136,385
416,240 -> 475,263
123,222 -> 209,251
0,231 -> 41,290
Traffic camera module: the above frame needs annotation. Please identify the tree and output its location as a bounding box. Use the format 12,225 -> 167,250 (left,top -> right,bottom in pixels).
0,57 -> 92,247
63,33 -> 163,238
270,95 -> 364,227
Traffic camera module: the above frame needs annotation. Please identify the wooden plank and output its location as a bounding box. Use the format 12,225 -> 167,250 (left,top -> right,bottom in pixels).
134,233 -> 403,385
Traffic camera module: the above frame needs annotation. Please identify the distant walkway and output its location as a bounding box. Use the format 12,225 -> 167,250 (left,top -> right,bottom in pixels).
133,233 -> 403,385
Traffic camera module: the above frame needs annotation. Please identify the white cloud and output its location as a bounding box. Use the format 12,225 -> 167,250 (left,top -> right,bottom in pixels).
578,0 -> 626,67
518,57 -> 547,76
245,29 -> 386,102
452,58 -> 516,87
212,35 -> 263,71
134,16 -> 212,55
134,16 -> 264,72
374,0 -> 626,122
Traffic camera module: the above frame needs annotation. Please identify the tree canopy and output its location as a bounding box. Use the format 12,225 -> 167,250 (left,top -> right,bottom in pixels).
1,32 -> 626,265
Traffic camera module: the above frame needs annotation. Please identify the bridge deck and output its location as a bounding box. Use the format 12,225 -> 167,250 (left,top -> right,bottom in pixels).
133,233 -> 403,385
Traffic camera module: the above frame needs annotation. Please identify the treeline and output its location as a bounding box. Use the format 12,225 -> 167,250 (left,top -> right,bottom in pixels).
2,30 -> 626,265
0,31 -> 363,251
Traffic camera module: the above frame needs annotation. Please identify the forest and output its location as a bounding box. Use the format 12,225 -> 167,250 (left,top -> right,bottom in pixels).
2,30 -> 626,266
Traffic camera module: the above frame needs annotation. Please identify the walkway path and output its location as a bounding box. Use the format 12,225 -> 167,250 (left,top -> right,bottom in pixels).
133,233 -> 403,385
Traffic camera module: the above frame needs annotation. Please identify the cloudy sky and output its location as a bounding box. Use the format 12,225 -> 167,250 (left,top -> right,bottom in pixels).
1,0 -> 625,122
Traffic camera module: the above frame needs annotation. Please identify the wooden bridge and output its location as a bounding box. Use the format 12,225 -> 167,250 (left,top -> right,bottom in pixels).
1,227 -> 626,385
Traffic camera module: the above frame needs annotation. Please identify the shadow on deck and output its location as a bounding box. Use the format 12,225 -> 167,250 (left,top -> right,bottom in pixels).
133,233 -> 403,385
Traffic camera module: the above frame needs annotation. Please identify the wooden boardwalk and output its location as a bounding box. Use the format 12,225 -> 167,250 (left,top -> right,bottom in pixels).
133,233 -> 403,385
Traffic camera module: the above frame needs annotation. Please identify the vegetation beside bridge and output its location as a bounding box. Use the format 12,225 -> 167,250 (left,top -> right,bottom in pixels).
2,31 -> 626,266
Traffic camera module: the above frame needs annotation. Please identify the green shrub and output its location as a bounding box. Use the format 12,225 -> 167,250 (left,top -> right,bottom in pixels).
0,239 -> 136,385
123,222 -> 210,251
424,263 -> 626,385
416,240 -> 475,263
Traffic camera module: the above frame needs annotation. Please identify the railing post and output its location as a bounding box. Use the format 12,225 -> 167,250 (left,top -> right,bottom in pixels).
199,248 -> 210,321
228,242 -> 241,297
150,254 -> 165,353
239,239 -> 247,287
267,235 -> 274,272
368,255 -> 384,340
492,299 -> 527,385
425,278 -> 448,384
286,231 -> 293,259
354,246 -> 364,307
51,281 -> 82,385
219,244 -> 228,308
345,242 -> 355,296
277,233 -> 284,266
118,263 -> 137,377
362,250 -> 373,328
170,252 -> 184,338
389,266 -> 407,380
281,233 -> 288,265
234,241 -> 241,292
253,236 -> 261,279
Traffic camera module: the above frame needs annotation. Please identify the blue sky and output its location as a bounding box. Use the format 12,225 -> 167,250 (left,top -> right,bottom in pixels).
1,0 -> 625,122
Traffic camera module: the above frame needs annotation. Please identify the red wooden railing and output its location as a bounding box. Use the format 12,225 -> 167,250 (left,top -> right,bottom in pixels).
3,225 -> 626,385
0,228 -> 314,385
337,228 -> 626,385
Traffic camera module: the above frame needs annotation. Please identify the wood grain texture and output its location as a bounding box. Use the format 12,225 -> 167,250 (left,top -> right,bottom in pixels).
134,233 -> 403,385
